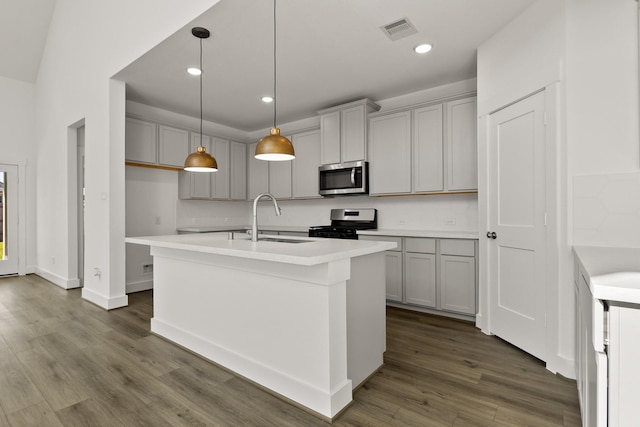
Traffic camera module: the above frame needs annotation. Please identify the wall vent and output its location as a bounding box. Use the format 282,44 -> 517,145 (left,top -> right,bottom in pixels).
380,18 -> 418,41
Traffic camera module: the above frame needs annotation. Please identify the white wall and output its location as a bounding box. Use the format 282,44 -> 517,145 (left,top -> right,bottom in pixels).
0,76 -> 36,274
34,0 -> 220,308
566,0 -> 639,176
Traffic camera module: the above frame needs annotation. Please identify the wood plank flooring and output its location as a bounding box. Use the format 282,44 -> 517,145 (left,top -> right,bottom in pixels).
0,274 -> 581,426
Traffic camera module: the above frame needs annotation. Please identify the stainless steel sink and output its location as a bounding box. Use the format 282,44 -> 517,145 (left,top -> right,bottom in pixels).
257,237 -> 311,244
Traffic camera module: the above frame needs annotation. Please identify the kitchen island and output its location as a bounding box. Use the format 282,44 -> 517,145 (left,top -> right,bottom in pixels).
125,233 -> 396,419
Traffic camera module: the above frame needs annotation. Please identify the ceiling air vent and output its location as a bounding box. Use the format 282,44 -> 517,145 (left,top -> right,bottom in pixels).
380,18 -> 418,41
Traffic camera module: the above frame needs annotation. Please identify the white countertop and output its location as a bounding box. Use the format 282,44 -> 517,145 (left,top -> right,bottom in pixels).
126,233 -> 397,266
573,246 -> 640,304
358,229 -> 479,239
176,225 -> 311,234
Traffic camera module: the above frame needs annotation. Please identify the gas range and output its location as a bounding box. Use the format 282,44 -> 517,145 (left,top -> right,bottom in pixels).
308,208 -> 377,240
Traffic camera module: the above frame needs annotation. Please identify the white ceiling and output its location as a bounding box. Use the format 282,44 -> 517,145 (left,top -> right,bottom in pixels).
115,0 -> 535,132
0,0 -> 56,83
1,0 -> 536,132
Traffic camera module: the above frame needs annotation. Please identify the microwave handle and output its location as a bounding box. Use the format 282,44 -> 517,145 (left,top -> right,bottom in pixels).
350,168 -> 356,186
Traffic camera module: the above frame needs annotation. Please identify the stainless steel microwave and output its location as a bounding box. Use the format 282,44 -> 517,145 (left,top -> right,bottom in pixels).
318,160 -> 369,196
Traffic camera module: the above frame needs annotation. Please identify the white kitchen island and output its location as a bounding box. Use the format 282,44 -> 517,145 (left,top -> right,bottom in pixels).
125,233 -> 396,420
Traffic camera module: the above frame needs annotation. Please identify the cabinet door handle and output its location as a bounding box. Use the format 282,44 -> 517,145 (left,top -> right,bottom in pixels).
486,231 -> 497,239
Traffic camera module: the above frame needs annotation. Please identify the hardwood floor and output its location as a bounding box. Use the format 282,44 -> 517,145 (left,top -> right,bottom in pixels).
0,274 -> 581,426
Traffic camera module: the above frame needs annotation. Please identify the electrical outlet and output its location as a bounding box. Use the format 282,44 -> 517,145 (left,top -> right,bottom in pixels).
444,218 -> 456,225
154,216 -> 161,225
143,264 -> 153,274
52,256 -> 56,265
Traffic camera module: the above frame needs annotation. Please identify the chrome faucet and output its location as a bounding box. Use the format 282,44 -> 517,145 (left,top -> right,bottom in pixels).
251,192 -> 282,242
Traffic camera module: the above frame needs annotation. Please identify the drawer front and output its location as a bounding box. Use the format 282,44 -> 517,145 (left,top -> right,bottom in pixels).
405,238 -> 436,254
359,235 -> 403,252
440,239 -> 475,256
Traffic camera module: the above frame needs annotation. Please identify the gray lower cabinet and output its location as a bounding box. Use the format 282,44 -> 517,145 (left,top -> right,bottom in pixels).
404,238 -> 437,307
361,235 -> 477,318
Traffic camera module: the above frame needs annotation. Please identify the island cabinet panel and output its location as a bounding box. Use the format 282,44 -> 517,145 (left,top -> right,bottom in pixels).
292,129 -> 321,198
179,134 -> 212,199
211,137 -> 230,200
125,117 -> 157,164
413,104 -> 444,192
247,141 -> 269,198
446,97 -> 478,191
369,111 -> 412,195
158,125 -> 189,167
125,233 -> 394,419
229,141 -> 247,200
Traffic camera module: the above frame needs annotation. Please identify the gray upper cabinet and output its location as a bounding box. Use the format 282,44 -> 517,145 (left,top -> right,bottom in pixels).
247,141 -> 269,199
269,156 -> 292,199
179,133 -> 212,199
369,111 -> 412,195
211,137 -> 230,200
368,95 -> 477,196
291,129 -> 321,199
125,117 -> 157,164
158,125 -> 189,167
413,104 -> 444,193
318,99 -> 380,164
230,142 -> 247,200
446,97 -> 477,191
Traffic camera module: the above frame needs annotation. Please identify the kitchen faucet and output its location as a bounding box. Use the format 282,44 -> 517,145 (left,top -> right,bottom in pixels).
251,192 -> 282,242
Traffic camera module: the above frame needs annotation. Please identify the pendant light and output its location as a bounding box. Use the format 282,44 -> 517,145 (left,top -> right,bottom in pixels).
184,27 -> 218,172
255,0 -> 295,161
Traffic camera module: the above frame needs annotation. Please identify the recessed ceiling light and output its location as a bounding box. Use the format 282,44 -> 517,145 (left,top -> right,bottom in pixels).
261,96 -> 274,103
187,67 -> 201,76
414,44 -> 433,54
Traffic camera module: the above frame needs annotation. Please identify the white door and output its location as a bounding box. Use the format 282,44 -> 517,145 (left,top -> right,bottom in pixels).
0,164 -> 18,276
487,91 -> 547,361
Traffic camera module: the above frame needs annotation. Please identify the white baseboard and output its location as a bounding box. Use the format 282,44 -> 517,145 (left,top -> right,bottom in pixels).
34,268 -> 81,289
547,354 -> 576,379
81,287 -> 128,310
126,280 -> 153,294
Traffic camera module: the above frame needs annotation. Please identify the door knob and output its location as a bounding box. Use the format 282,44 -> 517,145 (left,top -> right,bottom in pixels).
486,231 -> 497,239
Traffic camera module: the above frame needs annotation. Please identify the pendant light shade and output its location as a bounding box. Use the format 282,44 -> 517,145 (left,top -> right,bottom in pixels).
184,146 -> 218,171
255,127 -> 294,161
255,0 -> 295,161
184,27 -> 218,172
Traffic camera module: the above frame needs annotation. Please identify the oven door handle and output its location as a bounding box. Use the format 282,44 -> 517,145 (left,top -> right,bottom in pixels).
350,168 -> 356,186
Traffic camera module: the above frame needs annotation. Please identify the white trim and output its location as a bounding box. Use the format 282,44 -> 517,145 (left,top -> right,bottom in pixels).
126,279 -> 153,294
81,287 -> 128,310
35,268 -> 81,289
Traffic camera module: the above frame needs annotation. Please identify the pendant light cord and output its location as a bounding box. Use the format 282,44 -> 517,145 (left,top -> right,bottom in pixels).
273,0 -> 277,129
199,36 -> 204,147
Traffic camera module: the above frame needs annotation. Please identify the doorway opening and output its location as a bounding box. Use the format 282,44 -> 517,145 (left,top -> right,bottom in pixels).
0,164 -> 18,276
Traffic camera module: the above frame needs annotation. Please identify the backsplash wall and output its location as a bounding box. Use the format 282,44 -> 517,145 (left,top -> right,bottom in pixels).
176,194 -> 478,231
573,170 -> 640,247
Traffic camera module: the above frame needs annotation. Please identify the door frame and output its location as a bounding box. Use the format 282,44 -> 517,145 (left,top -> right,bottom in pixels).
0,160 -> 27,276
477,82 -> 563,372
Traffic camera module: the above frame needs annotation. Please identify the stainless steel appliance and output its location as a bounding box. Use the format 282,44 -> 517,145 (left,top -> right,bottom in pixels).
308,208 -> 377,240
318,161 -> 369,196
